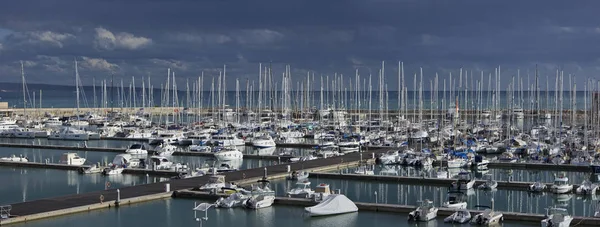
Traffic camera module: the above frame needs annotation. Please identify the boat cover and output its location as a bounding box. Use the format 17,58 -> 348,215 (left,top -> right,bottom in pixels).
304,194 -> 358,217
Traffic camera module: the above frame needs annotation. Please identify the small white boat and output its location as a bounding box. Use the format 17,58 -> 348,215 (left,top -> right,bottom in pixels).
251,134 -> 276,148
216,190 -> 251,208
78,164 -> 103,174
451,172 -> 475,190
125,144 -> 148,154
214,146 -> 243,161
444,209 -> 472,224
59,153 -> 86,166
442,191 -> 467,209
102,165 -> 124,175
244,179 -> 275,209
0,154 -> 28,162
304,194 -> 358,217
198,175 -> 237,192
551,173 -> 573,194
471,199 -> 503,226
447,157 -> 468,168
408,200 -> 438,222
311,183 -> 332,201
287,181 -> 314,198
154,143 -> 176,156
529,181 -> 547,192
478,177 -> 498,190
286,171 -> 309,181
575,180 -> 598,195
541,207 -> 573,227
189,145 -> 211,152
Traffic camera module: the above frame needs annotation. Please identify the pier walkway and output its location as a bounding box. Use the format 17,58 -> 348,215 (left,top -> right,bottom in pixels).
0,149 -> 385,225
174,191 -> 600,226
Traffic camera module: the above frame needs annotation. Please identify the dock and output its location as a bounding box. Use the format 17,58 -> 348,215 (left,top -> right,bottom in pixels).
0,143 -> 295,161
309,172 -> 591,193
173,190 -> 600,226
0,161 -> 90,170
0,148 -> 386,225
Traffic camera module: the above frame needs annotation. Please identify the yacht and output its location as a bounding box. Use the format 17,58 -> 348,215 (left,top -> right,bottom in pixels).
43,117 -> 63,128
550,173 -> 573,194
111,154 -> 143,168
215,190 -> 251,208
376,150 -> 401,165
447,157 -> 468,168
189,145 -> 211,152
211,134 -> 245,146
304,194 -> 358,217
311,183 -> 331,201
214,146 -> 243,161
529,181 -> 547,192
125,144 -> 148,154
251,134 -> 276,148
575,180 -> 598,195
444,209 -> 472,224
541,207 -> 573,227
198,175 -> 237,192
408,200 -> 438,222
450,172 -> 476,190
59,153 -> 86,166
102,165 -> 124,175
150,156 -> 177,170
442,191 -> 467,209
471,200 -> 503,226
478,176 -> 498,190
286,171 -> 309,181
0,154 -> 29,162
148,132 -> 184,145
244,179 -> 276,209
337,138 -> 360,153
48,127 -> 90,141
286,181 -> 314,198
154,143 -> 177,156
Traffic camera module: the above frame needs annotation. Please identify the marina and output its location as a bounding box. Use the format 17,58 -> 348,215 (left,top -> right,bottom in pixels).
2,4 -> 600,226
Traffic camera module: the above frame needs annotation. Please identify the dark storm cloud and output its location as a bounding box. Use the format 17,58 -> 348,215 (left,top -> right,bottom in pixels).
1,0 -> 600,89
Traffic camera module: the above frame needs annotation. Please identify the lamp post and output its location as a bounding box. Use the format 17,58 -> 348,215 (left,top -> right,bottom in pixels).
193,202 -> 215,227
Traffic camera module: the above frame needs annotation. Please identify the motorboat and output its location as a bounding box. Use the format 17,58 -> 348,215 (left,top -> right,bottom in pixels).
251,134 -> 276,148
59,153 -> 86,166
447,157 -> 468,168
529,181 -> 547,192
408,200 -> 438,222
213,163 -> 239,173
471,200 -> 503,226
550,173 -> 573,194
337,138 -> 360,153
211,134 -> 245,146
214,146 -> 243,161
48,127 -> 90,141
311,183 -> 331,201
78,164 -> 103,174
189,145 -> 211,152
444,209 -> 472,224
450,172 -> 476,190
442,191 -> 467,209
111,154 -> 143,168
498,151 -> 519,163
153,143 -> 176,156
478,176 -> 498,190
304,194 -> 358,217
541,207 -> 573,227
470,155 -> 490,169
376,150 -> 401,165
102,165 -> 124,175
244,179 -> 275,209
0,154 -> 28,162
215,190 -> 251,208
198,175 -> 237,192
287,181 -> 314,198
149,156 -> 184,171
125,144 -> 148,154
286,171 -> 309,181
148,131 -> 184,145
575,180 -> 598,195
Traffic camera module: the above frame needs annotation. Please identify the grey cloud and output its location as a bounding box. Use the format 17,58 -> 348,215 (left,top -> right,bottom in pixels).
94,27 -> 152,50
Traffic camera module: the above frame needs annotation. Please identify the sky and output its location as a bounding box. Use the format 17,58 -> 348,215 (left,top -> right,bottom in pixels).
0,0 -> 600,91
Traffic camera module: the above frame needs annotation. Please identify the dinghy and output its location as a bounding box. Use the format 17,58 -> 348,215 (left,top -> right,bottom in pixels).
444,209 -> 472,224
304,194 -> 358,217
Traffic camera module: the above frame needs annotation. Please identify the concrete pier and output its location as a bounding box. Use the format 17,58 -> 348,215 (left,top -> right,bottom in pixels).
0,160 -> 90,170
0,143 -> 294,161
309,172 -> 591,193
0,148 -> 386,225
173,190 -> 600,226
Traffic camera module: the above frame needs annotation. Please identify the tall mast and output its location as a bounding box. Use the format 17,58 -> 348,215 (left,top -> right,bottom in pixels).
21,61 -> 26,118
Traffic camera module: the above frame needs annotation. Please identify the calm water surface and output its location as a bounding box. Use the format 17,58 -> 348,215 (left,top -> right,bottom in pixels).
9,198 -> 536,227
